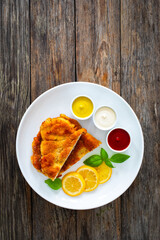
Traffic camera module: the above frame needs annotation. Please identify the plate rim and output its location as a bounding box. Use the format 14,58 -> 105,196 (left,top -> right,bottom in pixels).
16,82 -> 144,210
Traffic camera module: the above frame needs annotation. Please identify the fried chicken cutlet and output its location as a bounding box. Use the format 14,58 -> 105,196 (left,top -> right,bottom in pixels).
31,115 -> 101,180
31,116 -> 86,180
58,115 -> 101,176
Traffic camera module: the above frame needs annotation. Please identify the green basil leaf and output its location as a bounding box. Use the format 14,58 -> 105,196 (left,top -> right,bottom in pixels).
104,159 -> 115,168
83,155 -> 103,167
45,178 -> 62,190
110,154 -> 130,163
100,148 -> 108,161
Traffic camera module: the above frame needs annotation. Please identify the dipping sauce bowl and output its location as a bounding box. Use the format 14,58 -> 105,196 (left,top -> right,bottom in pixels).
106,128 -> 131,153
71,95 -> 94,120
93,106 -> 117,131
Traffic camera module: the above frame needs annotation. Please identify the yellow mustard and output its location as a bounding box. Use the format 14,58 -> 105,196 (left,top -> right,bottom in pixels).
72,96 -> 93,118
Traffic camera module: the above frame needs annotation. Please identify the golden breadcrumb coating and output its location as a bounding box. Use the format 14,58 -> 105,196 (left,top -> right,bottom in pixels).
58,115 -> 101,176
31,115 -> 86,180
31,114 -> 101,180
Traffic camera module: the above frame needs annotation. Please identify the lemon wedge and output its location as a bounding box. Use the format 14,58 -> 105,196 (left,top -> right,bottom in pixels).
95,161 -> 112,184
62,172 -> 85,197
77,165 -> 99,192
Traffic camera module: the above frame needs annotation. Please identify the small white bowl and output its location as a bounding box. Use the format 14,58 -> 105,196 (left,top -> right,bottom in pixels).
106,127 -> 131,153
71,95 -> 94,120
93,106 -> 117,131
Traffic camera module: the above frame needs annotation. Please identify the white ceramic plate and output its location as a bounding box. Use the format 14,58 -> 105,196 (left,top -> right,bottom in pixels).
16,82 -> 144,210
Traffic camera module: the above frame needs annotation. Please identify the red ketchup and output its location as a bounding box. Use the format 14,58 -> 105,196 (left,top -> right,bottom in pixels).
107,128 -> 130,151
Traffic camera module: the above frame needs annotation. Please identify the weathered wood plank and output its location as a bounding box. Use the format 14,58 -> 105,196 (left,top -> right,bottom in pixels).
76,0 -> 120,93
0,0 -> 31,240
121,0 -> 160,239
75,1 -> 121,239
31,0 -> 76,100
30,1 -> 77,240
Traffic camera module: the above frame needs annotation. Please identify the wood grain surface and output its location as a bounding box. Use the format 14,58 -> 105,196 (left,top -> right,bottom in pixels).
0,0 -> 31,239
120,1 -> 160,239
0,0 -> 159,240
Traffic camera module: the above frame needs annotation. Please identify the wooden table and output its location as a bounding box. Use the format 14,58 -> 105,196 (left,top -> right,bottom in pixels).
1,0 -> 159,239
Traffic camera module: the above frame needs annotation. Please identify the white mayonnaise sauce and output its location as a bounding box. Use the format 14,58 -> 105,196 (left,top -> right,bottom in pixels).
94,107 -> 116,129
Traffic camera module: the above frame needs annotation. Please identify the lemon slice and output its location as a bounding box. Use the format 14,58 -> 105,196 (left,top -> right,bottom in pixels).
77,166 -> 99,192
95,161 -> 112,184
62,172 -> 85,197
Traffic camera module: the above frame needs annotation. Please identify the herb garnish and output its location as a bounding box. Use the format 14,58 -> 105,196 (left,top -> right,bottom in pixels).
45,178 -> 62,190
84,148 -> 130,168
83,155 -> 103,167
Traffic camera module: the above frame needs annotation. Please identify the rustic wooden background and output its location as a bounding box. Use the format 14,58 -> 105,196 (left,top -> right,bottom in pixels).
0,0 -> 160,239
